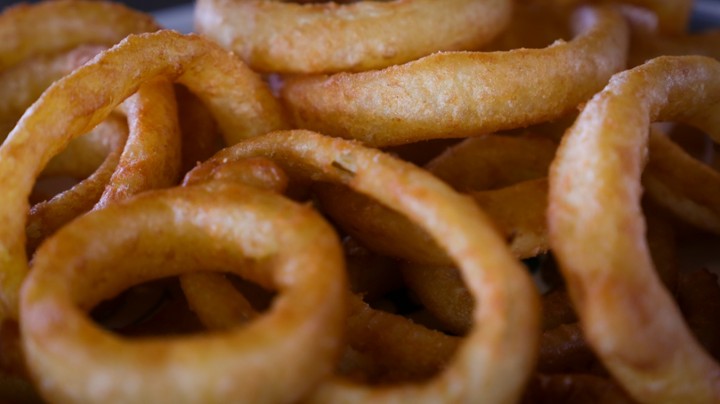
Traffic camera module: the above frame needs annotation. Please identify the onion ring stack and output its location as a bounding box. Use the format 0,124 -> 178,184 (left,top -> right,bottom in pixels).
183,129 -> 540,402
0,29 -> 287,318
1,0 -> 720,402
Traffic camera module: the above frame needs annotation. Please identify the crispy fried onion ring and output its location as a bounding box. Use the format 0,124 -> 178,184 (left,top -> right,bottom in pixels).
316,177 -> 548,264
425,134 -> 557,192
94,78 -> 181,209
281,5 -> 628,146
0,30 -> 288,318
26,116 -> 128,252
26,76 -> 182,251
20,181 -> 346,403
184,129 -> 539,402
194,0 -> 512,74
0,0 -> 159,70
548,55 -> 720,402
643,129 -> 720,234
0,45 -> 108,140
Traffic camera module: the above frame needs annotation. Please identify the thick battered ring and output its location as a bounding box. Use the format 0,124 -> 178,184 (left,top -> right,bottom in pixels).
20,181 -> 346,403
548,55 -> 720,402
187,129 -> 540,403
0,30 -> 288,318
281,5 -> 628,146
194,0 -> 512,74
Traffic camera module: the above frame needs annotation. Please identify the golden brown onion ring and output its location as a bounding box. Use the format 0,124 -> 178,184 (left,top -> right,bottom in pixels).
468,178 -> 549,258
317,177 -> 548,264
181,272 -> 260,330
400,264 -> 474,335
342,294 -> 458,383
425,134 -> 557,192
194,0 -> 512,74
0,30 -> 288,318
643,130 -> 720,235
180,156 -> 290,330
26,117 -> 128,252
20,181 -> 346,403
548,55 -> 720,402
188,129 -> 539,402
0,0 -> 158,70
281,5 -> 628,146
41,113 -> 124,179
27,76 -> 181,250
95,77 -> 181,208
0,45 -> 107,140
183,157 -> 454,382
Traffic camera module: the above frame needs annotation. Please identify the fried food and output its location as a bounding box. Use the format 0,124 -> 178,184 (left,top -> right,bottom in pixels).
548,55 -> 720,402
1,0 -> 719,402
20,182 -> 346,403
0,0 -> 157,69
186,129 -> 540,402
281,5 -> 628,146
0,30 -> 286,318
195,0 -> 512,74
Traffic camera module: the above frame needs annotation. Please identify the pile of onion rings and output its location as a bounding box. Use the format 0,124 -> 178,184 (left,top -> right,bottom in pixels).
0,0 -> 719,403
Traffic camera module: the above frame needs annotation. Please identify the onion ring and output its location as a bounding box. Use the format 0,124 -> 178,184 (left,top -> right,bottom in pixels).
0,45 -> 107,140
425,134 -> 557,192
194,0 -> 512,74
281,4 -> 628,146
548,55 -> 720,402
643,129 -> 720,234
0,30 -> 288,318
187,129 -> 539,402
0,0 -> 158,70
180,155 -> 290,330
41,111 -> 125,180
26,116 -> 128,252
316,177 -> 548,265
26,75 -> 182,250
20,181 -> 346,403
94,77 -> 181,209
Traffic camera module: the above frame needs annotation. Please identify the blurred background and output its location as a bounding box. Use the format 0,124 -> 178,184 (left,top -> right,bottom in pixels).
0,0 -> 718,31
0,0 -> 193,12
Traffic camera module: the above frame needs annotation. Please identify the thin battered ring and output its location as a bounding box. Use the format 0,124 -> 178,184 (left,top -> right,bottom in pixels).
548,55 -> 720,402
194,0 -> 512,74
281,5 -> 628,146
0,0 -> 158,70
187,130 -> 540,403
0,30 -> 288,318
20,182 -> 346,403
